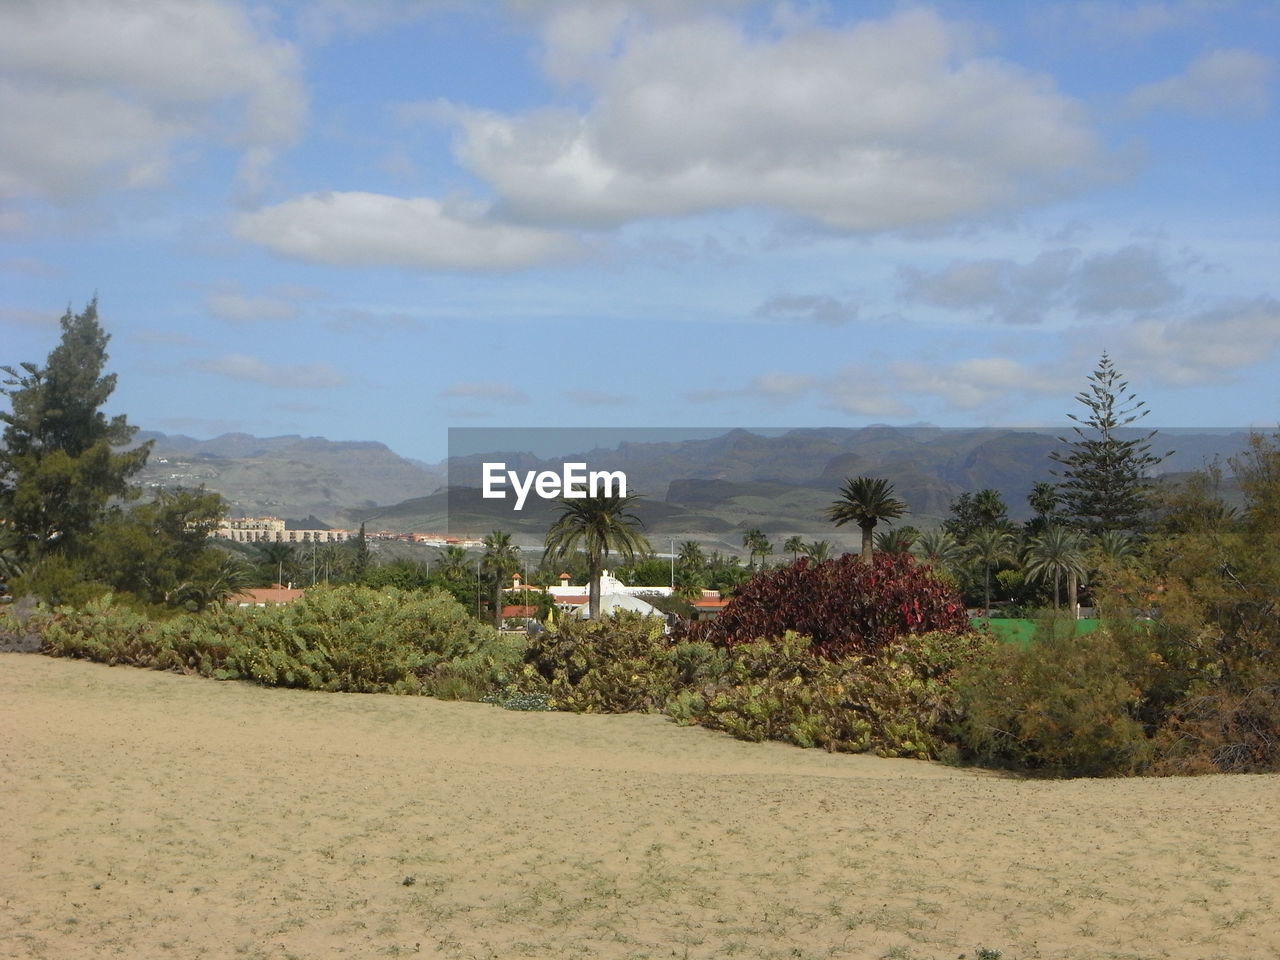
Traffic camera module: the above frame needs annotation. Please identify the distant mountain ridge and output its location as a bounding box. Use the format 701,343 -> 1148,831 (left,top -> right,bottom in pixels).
135,431 -> 444,525
135,426 -> 1256,550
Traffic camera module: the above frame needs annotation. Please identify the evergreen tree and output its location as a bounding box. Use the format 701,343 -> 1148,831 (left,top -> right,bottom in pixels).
1050,353 -> 1170,535
1,300 -> 150,597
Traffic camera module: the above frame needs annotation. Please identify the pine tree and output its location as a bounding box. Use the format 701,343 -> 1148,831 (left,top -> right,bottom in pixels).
1050,353 -> 1170,535
0,300 -> 150,579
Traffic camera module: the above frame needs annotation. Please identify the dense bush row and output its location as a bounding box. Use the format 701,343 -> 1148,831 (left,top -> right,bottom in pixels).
21,550 -> 1279,777
517,609 -> 992,760
32,586 -> 521,700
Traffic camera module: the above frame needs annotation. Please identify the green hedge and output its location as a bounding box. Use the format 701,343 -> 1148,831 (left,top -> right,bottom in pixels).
34,586 -> 520,699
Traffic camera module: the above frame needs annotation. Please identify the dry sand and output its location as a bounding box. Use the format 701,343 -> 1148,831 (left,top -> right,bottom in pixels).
2,654 -> 1277,960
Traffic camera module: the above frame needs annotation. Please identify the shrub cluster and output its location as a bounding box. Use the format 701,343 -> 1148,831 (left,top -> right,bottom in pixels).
689,553 -> 969,658
34,585 -> 520,699
517,608 -> 991,760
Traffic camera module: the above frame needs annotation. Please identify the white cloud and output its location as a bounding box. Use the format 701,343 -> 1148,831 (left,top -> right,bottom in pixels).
892,357 -> 1066,411
564,389 -> 632,406
446,8 -> 1100,232
235,191 -> 576,270
201,354 -> 348,388
1128,49 -> 1274,118
900,243 -> 1180,322
756,294 -> 858,326
0,0 -> 304,201
439,382 -> 528,403
753,372 -> 817,397
1073,245 -> 1181,314
687,356 -> 1069,418
206,292 -> 300,323
821,368 -> 913,418
1117,297 -> 1280,385
0,306 -> 59,328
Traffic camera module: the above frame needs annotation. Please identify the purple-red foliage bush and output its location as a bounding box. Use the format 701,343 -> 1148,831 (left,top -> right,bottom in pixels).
689,552 -> 969,658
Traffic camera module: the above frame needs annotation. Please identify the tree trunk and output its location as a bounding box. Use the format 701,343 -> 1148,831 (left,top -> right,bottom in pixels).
588,557 -> 601,620
861,522 -> 874,562
984,564 -> 991,617
1068,571 -> 1079,620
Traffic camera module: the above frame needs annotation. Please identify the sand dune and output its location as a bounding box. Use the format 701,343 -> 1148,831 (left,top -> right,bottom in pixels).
2,654 -> 1277,959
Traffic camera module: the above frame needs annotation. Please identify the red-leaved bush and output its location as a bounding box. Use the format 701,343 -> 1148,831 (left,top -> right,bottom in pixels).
688,552 -> 969,658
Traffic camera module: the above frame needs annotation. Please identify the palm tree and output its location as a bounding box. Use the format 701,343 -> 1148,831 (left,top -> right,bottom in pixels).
802,539 -> 832,562
873,528 -> 913,555
972,489 -> 1008,528
828,476 -> 907,562
742,528 -> 771,569
481,530 -> 520,629
913,528 -> 962,572
783,535 -> 805,563
173,555 -> 253,612
1028,482 -> 1059,522
255,541 -> 297,586
544,493 -> 649,619
435,545 -> 471,582
1023,524 -> 1089,612
677,540 -> 705,574
967,526 -> 1015,616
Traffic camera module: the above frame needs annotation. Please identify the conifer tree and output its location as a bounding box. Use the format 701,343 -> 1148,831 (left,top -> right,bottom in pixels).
0,300 -> 150,575
1050,353 -> 1170,535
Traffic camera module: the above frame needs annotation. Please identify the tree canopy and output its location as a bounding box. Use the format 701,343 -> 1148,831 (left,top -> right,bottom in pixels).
1,300 -> 150,579
1050,353 -> 1170,536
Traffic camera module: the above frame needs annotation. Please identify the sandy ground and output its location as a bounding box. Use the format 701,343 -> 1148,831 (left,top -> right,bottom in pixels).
2,654 -> 1277,960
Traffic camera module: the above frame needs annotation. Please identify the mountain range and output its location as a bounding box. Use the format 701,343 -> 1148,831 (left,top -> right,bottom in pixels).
136,426 -> 1257,555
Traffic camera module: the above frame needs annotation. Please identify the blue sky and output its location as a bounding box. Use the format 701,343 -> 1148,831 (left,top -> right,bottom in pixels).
2,0 -> 1277,462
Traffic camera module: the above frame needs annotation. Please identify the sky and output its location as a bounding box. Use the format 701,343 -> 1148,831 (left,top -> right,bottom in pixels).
2,0 -> 1277,463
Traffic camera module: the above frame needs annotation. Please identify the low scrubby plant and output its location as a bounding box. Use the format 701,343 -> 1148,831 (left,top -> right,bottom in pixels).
949,626 -> 1156,776
35,585 -> 517,698
688,552 -> 969,658
519,612 -> 724,712
684,630 -> 994,758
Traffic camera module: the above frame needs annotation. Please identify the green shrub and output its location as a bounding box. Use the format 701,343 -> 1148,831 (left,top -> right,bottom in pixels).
689,630 -> 993,758
949,627 -> 1155,776
34,585 -> 517,699
34,594 -> 160,666
520,612 -> 707,713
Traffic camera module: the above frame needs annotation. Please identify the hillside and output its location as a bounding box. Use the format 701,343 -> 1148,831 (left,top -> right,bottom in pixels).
134,426 -> 1255,549
135,432 -> 444,526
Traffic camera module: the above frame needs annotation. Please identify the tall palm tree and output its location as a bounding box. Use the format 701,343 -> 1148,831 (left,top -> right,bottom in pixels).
742,528 -> 771,569
481,530 -> 520,629
1023,524 -> 1088,612
828,476 -> 907,562
677,540 -> 705,574
255,541 -> 297,586
783,534 -> 805,563
1028,482 -> 1060,523
544,493 -> 649,619
967,526 -> 1015,616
